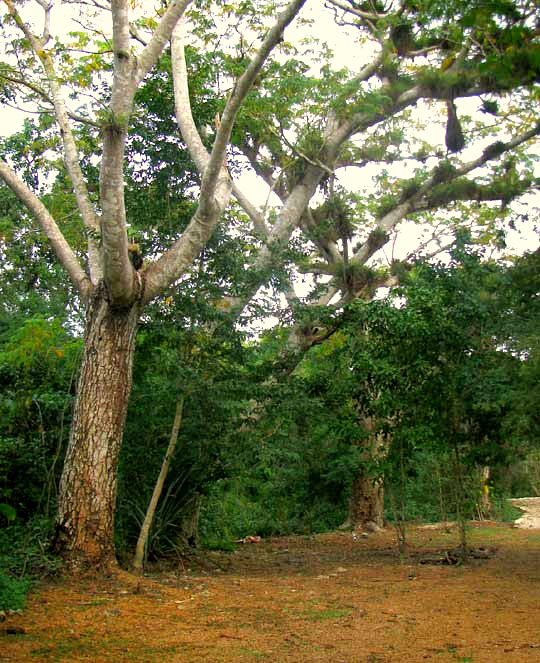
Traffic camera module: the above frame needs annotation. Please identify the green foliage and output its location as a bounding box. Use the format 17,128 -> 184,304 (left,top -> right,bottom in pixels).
116,289 -> 254,557
0,317 -> 81,519
0,503 -> 16,522
198,480 -> 266,549
493,448 -> 540,498
287,247 -> 539,531
0,516 -> 60,579
490,497 -> 523,523
195,356 -> 362,545
0,572 -> 29,612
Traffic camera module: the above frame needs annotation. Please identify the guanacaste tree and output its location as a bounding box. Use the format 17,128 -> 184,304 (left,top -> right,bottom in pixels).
0,0 -> 307,571
1,0 -> 539,569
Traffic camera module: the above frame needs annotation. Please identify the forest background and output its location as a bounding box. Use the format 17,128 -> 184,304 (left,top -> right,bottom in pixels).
0,0 -> 539,608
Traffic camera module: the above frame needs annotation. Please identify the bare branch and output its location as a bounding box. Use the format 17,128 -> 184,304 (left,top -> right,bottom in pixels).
406,239 -> 455,263
4,0 -> 102,280
325,0 -> 387,21
231,183 -> 269,238
0,159 -> 92,300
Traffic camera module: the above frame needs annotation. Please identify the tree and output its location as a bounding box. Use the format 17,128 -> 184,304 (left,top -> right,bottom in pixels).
1,0 -> 539,570
342,249 -> 527,533
0,0 -> 306,571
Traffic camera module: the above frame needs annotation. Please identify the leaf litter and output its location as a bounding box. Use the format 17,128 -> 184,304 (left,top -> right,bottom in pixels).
2,522 -> 540,662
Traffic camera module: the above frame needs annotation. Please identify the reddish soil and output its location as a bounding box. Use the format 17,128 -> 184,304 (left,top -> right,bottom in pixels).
2,522 -> 540,663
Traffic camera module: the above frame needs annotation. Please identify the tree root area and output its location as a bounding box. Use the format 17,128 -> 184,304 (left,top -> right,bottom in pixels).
3,523 -> 540,662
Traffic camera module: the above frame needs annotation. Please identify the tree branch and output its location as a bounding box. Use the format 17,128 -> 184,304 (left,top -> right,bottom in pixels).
325,0 -> 386,21
203,0 -> 308,196
171,18 -> 209,174
144,0 -> 308,303
4,0 -> 102,281
231,183 -> 269,238
0,71 -> 100,127
0,159 -> 92,300
134,0 -> 192,87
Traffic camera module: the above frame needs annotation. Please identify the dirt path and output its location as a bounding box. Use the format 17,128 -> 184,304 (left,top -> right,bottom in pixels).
3,523 -> 540,663
509,497 -> 540,528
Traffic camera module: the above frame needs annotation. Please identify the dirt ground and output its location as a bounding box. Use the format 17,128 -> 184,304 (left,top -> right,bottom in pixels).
2,522 -> 540,663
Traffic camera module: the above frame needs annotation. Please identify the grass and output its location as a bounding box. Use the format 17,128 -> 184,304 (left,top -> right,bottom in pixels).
300,606 -> 353,621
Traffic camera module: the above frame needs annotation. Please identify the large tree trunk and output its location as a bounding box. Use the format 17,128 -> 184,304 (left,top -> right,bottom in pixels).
347,472 -> 385,530
345,418 -> 390,531
53,287 -> 140,572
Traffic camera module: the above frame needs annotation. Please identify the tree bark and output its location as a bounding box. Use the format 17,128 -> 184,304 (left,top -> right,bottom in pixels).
53,286 -> 140,572
346,419 -> 390,531
177,492 -> 201,549
347,471 -> 385,530
478,465 -> 492,519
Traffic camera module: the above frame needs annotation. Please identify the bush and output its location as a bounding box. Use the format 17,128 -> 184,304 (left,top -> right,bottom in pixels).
198,475 -> 348,549
0,515 -> 61,578
490,495 -> 523,523
199,480 -> 267,549
0,572 -> 30,611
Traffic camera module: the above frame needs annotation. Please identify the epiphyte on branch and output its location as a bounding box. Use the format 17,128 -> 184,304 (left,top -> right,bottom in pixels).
445,100 -> 465,153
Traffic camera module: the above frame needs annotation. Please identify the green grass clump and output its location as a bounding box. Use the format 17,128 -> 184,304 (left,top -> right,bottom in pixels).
0,572 -> 30,611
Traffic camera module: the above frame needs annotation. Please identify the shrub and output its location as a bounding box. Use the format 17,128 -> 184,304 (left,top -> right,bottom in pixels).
0,515 -> 61,578
0,573 -> 30,611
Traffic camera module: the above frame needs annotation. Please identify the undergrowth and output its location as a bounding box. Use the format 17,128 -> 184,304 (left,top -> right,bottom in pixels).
0,515 -> 60,611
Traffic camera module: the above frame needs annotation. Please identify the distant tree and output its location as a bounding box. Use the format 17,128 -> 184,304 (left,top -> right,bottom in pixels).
289,247 -> 530,530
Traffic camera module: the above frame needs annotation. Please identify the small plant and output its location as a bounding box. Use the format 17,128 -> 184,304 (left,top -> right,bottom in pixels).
491,496 -> 523,523
0,572 -> 30,611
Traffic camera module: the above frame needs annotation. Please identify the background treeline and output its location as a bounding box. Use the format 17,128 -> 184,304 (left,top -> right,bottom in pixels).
2,238 -> 539,599
1,1 -> 540,605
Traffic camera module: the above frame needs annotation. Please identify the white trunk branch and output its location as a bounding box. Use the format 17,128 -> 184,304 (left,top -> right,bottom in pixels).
171,18 -> 209,173
144,0 -> 307,303
0,160 -> 92,300
100,0 -> 193,306
99,0 -> 135,305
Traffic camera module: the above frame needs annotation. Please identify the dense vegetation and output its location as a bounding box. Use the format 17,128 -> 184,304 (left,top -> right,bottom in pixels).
1,0 -> 539,609
2,240 -> 539,608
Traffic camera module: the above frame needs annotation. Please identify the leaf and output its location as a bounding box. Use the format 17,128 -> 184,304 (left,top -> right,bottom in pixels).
0,503 -> 16,522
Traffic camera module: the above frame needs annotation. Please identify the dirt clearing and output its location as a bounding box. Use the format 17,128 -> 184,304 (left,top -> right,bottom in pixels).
2,523 -> 540,663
